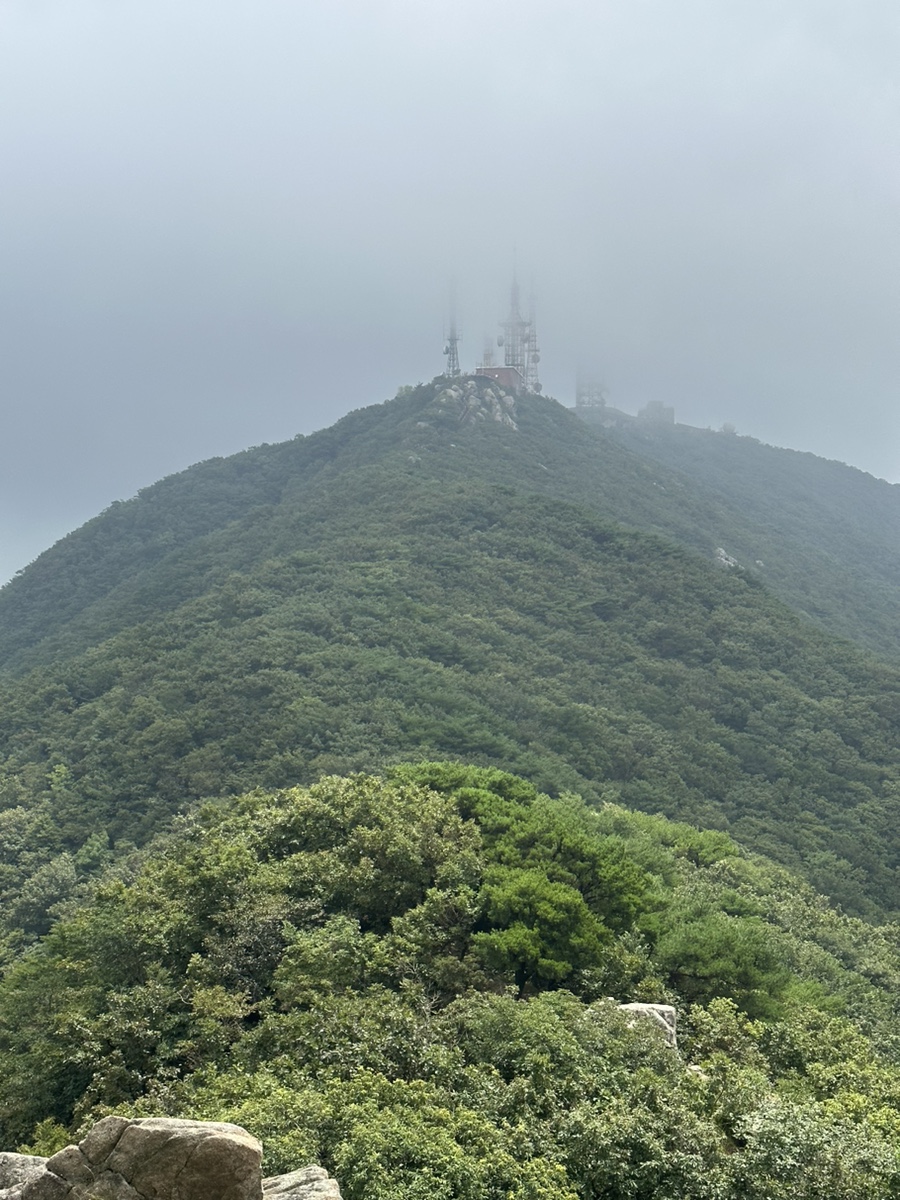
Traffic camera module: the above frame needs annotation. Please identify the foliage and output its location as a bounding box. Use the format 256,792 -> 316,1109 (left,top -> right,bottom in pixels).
3,384 -> 900,1192
0,386 -> 899,933
590,412 -> 900,664
0,768 -> 900,1198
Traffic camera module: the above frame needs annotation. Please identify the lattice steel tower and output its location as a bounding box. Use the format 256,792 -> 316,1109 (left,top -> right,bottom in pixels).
498,275 -> 541,391
443,286 -> 461,377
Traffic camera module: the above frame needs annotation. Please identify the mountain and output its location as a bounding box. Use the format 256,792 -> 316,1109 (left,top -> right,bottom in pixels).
4,383 -> 734,671
4,382 -> 899,674
6,379 -> 900,1193
578,407 -> 900,664
0,379 -> 900,930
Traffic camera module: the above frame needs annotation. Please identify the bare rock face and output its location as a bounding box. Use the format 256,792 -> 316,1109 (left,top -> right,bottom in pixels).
263,1167 -> 341,1200
0,1154 -> 49,1199
618,1001 -> 678,1048
430,381 -> 519,430
3,1118 -> 343,1200
19,1117 -> 263,1200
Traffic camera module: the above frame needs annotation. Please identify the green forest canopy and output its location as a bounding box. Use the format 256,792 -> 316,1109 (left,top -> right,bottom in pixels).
3,381 -> 900,1194
0,478 -> 899,929
7,765 -> 900,1200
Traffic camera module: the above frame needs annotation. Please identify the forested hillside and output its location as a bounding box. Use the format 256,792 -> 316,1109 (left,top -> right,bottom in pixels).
4,380 -> 899,673
581,409 -> 900,662
0,380 -> 899,939
7,766 -> 900,1200
5,379 -> 900,1195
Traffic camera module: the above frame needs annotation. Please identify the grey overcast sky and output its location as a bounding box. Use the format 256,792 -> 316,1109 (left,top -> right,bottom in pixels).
2,0 -> 899,584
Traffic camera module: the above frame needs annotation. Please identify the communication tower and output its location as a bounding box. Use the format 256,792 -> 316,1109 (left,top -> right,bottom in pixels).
524,296 -> 541,392
442,285 -> 462,377
576,368 -> 606,408
443,318 -> 461,377
497,276 -> 541,392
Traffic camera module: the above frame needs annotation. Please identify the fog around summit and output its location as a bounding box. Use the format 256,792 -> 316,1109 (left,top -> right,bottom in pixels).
1,0 -> 898,583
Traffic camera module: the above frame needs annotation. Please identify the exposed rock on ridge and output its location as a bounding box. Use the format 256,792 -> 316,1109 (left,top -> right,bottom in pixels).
431,380 -> 518,429
0,1156 -> 48,1198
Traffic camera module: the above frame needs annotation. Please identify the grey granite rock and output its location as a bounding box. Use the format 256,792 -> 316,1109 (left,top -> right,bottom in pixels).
6,1119 -> 342,1200
20,1118 -> 263,1200
263,1167 -> 341,1200
0,1154 -> 50,1200
618,1001 -> 678,1048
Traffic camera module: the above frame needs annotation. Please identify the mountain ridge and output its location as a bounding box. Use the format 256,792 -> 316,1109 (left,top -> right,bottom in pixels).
0,382 -> 900,922
3,380 -> 899,673
581,408 -> 900,661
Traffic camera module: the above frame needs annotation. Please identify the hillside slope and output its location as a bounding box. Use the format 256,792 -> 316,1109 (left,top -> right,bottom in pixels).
0,382 -> 899,926
580,410 -> 900,662
4,380 -> 899,673
3,383 -> 660,670
6,766 -> 900,1200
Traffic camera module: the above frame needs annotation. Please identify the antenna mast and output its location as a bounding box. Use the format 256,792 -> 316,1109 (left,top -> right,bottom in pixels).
443,284 -> 461,377
497,274 -> 540,391
525,293 -> 541,392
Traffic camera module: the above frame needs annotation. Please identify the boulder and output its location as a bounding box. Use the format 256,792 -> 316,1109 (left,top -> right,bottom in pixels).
0,1154 -> 49,1200
20,1118 -> 263,1200
263,1167 -> 341,1200
618,1002 -> 678,1048
4,1118 -> 343,1200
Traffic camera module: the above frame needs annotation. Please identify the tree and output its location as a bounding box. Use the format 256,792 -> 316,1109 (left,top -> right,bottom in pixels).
473,867 -> 609,993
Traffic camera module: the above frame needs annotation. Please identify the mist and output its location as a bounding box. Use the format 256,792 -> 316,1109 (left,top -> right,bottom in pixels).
2,0 -> 899,584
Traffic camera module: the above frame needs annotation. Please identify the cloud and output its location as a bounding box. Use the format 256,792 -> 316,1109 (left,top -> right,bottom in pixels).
0,0 -> 898,581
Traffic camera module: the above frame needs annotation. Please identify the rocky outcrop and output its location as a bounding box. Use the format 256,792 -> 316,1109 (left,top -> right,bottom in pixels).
263,1167 -> 341,1200
0,1154 -> 49,1198
430,380 -> 519,429
618,1002 -> 678,1048
0,1118 -> 342,1200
